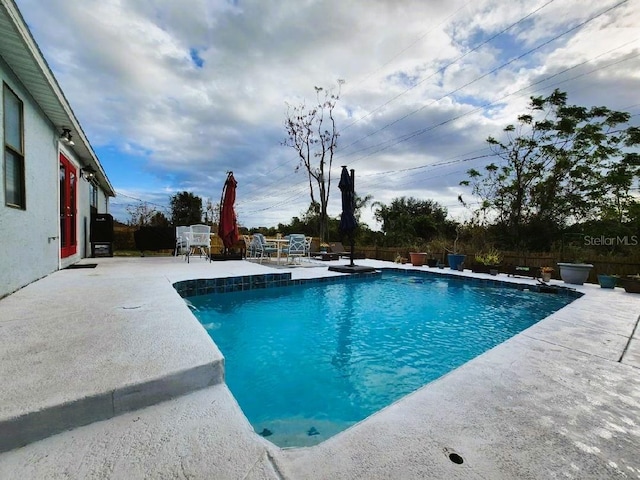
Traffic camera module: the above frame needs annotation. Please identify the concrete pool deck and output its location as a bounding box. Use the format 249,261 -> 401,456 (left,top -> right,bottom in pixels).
0,256 -> 638,479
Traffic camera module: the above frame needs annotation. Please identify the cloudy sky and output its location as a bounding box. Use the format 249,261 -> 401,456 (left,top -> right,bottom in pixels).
16,0 -> 640,229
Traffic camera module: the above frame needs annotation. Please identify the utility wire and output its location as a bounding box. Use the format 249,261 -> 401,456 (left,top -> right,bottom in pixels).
345,0 -> 475,90
237,48 -> 637,216
237,2 -> 633,217
238,5 -> 634,209
335,43 -> 640,169
339,0 -> 558,135
238,0 -> 559,200
337,0 -> 630,160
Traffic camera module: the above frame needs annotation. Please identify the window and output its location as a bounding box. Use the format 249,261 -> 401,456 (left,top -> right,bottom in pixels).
90,182 -> 98,216
3,84 -> 25,208
90,182 -> 97,208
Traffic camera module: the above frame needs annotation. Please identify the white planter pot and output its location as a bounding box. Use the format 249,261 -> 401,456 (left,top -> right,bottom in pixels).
557,263 -> 593,285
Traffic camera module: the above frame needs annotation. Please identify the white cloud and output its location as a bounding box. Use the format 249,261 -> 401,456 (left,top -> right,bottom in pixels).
15,0 -> 640,228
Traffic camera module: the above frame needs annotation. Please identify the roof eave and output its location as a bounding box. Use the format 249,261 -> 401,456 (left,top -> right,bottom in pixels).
0,0 -> 116,197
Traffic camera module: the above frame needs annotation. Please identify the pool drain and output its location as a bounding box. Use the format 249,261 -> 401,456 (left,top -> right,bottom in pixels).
448,452 -> 464,464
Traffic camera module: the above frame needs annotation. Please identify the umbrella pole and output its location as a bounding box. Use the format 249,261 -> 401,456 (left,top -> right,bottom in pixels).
349,235 -> 355,266
349,168 -> 356,267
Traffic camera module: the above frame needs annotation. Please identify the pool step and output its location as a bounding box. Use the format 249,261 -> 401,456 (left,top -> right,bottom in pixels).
0,267 -> 227,455
0,360 -> 224,454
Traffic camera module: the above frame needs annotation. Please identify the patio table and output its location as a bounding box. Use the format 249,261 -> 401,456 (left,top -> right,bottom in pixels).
265,237 -> 289,264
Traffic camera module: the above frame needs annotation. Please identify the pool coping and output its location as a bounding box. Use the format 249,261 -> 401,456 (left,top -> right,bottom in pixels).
173,266 -> 584,299
0,257 -> 638,479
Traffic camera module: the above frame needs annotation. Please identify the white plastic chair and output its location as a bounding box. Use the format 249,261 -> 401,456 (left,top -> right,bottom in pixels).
242,235 -> 252,259
185,224 -> 211,263
174,226 -> 189,256
304,236 -> 313,260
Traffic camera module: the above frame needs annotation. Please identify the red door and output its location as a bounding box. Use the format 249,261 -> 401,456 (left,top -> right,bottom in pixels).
59,154 -> 77,258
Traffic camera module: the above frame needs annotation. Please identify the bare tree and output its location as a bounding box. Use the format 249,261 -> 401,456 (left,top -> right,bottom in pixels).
203,197 -> 220,227
126,202 -> 158,227
284,80 -> 344,242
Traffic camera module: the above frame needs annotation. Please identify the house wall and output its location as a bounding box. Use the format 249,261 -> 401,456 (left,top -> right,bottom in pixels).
0,58 -> 105,298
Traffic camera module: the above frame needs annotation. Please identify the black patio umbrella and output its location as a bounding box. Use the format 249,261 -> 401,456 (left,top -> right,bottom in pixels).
338,166 -> 358,266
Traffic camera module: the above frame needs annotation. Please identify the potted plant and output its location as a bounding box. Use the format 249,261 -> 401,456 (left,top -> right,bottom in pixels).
427,238 -> 448,267
319,242 -> 330,253
446,228 -> 466,271
394,253 -> 408,264
557,261 -> 594,285
472,249 -> 502,275
597,273 -> 618,289
539,266 -> 553,282
408,252 -> 426,266
619,274 -> 640,293
409,240 -> 432,267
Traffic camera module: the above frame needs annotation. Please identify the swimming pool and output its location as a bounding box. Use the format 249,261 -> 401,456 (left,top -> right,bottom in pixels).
186,271 -> 575,447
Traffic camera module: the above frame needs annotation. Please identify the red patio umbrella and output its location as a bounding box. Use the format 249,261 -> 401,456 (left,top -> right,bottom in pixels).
218,171 -> 239,254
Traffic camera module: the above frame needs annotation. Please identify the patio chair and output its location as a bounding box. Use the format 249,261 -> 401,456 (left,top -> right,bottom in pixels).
329,241 -> 365,260
304,236 -> 314,260
329,241 -> 351,258
185,224 -> 211,263
243,235 -> 253,259
174,226 -> 189,256
282,234 -> 307,264
250,233 -> 277,263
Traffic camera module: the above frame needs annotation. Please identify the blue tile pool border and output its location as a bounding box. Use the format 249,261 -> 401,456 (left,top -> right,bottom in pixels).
173,270 -> 381,298
172,267 -> 582,299
388,268 -> 584,298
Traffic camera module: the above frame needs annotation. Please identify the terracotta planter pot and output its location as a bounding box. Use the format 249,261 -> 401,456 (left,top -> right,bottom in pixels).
409,252 -> 427,266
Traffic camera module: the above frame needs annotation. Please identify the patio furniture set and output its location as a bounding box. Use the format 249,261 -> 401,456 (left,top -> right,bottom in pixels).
174,227 -> 357,266
245,233 -> 312,265
175,224 -> 213,263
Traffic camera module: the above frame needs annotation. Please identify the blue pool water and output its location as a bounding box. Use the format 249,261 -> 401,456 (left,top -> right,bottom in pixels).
188,272 -> 573,447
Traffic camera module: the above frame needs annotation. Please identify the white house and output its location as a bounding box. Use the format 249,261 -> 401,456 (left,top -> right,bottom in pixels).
0,0 -> 115,299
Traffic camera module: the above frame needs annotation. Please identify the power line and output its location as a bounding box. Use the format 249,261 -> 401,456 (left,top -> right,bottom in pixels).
339,0 -> 558,136
238,3 -> 634,214
237,2 -> 633,219
115,191 -> 171,212
237,46 -> 637,218
239,1 -> 560,202
345,0 -> 475,90
339,44 -> 640,170
337,0 -> 630,161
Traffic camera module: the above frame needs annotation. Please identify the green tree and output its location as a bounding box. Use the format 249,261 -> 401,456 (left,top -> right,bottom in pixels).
354,193 -> 373,222
170,191 -> 203,226
283,81 -> 344,242
149,211 -> 169,227
461,89 -> 639,249
372,197 -> 453,247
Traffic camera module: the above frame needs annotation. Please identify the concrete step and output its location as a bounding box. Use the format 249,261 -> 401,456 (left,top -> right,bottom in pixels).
0,385 -> 279,480
0,266 -> 224,453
